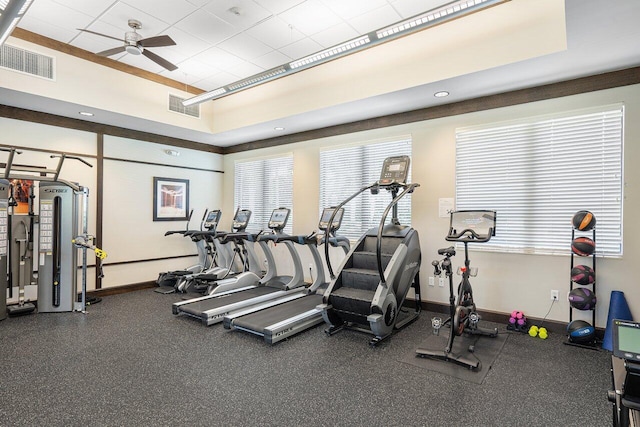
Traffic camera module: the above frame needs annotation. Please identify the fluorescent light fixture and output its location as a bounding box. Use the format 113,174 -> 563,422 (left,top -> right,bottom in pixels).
0,0 -> 34,46
434,91 -> 450,98
290,35 -> 370,69
377,0 -> 499,40
182,0 -> 506,107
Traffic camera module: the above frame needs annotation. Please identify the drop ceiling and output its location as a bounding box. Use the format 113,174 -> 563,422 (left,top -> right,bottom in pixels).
3,0 -> 640,148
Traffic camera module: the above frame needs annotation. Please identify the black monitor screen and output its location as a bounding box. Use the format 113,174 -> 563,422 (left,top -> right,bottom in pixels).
319,207 -> 344,230
206,210 -> 221,223
234,210 -> 251,226
269,208 -> 290,229
614,320 -> 640,361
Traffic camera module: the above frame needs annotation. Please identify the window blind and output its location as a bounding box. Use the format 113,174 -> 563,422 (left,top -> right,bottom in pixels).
234,155 -> 293,234
319,138 -> 412,241
455,106 -> 623,256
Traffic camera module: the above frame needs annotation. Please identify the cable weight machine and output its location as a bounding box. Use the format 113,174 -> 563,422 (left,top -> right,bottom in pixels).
1,147 -> 104,314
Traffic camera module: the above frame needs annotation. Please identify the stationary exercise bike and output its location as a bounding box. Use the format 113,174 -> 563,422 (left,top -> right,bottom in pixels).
416,210 -> 498,370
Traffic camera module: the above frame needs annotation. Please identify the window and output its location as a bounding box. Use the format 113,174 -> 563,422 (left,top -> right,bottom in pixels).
320,138 -> 412,241
455,106 -> 623,256
234,155 -> 293,234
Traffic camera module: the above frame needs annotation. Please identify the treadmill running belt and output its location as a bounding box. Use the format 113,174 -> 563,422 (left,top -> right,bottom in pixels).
178,287 -> 278,317
233,294 -> 324,332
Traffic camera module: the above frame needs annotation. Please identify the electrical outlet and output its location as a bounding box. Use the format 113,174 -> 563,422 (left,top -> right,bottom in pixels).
551,290 -> 559,301
439,277 -> 445,287
428,276 -> 435,287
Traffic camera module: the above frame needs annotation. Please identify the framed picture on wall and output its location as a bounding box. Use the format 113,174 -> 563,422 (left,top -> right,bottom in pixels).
153,177 -> 189,221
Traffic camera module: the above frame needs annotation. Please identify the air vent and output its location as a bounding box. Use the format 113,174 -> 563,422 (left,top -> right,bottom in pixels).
169,94 -> 200,118
0,44 -> 54,80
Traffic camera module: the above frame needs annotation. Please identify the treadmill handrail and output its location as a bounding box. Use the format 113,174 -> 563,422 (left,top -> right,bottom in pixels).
375,182 -> 420,284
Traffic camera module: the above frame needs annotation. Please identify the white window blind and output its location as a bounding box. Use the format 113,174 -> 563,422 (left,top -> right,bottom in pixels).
320,138 -> 412,241
455,106 -> 623,256
234,155 -> 293,234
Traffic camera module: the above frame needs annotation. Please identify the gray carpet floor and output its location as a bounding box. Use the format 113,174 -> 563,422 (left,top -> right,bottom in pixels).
0,289 -> 612,426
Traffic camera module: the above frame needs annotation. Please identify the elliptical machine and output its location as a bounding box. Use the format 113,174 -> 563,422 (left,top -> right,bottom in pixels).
416,210 -> 498,370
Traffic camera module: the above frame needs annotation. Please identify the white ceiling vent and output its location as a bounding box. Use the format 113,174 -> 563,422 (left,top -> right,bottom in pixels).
0,44 -> 54,80
169,94 -> 200,118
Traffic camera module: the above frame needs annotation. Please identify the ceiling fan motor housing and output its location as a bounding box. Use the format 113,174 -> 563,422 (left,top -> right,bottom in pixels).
124,31 -> 142,55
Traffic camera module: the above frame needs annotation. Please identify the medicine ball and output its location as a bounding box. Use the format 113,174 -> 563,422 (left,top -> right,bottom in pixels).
567,320 -> 595,343
572,237 -> 595,257
571,264 -> 595,285
572,210 -> 596,231
568,288 -> 596,310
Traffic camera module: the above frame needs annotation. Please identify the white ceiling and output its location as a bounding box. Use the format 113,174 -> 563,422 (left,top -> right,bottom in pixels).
4,0 -> 640,148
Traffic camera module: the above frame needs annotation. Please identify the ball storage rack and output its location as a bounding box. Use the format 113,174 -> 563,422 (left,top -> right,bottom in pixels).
566,213 -> 598,350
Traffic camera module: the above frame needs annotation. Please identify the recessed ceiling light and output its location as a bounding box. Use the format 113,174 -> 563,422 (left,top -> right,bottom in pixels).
434,91 -> 450,98
79,111 -> 94,116
274,127 -> 285,131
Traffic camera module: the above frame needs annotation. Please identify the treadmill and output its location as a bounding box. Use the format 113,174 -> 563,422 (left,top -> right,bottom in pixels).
223,207 -> 350,344
172,208 -> 306,326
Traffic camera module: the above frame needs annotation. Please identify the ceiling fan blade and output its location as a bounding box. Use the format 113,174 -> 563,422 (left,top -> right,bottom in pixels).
142,49 -> 178,71
77,28 -> 123,43
97,46 -> 126,57
139,35 -> 176,48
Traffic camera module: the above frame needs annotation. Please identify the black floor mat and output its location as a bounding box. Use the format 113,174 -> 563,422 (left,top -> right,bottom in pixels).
400,327 -> 509,384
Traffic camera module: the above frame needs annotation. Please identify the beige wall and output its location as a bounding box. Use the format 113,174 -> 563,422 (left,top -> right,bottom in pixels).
223,84 -> 640,328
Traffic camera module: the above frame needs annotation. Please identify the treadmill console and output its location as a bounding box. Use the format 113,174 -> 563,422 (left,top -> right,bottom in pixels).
204,210 -> 222,230
268,208 -> 290,231
318,207 -> 344,232
378,155 -> 410,186
613,320 -> 640,361
233,209 -> 252,231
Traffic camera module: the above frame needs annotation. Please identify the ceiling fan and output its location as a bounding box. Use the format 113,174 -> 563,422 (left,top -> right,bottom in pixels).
78,19 -> 178,71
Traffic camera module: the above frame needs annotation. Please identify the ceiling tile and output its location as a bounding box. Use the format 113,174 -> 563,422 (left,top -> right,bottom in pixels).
253,0 -> 306,15
19,1 -> 94,42
96,2 -> 171,37
192,71 -> 238,90
320,0 -> 389,20
279,37 -> 323,59
51,0 -> 116,18
278,0 -> 343,36
184,0 -> 212,7
348,5 -> 402,34
252,50 -> 292,70
204,0 -> 272,31
227,59 -> 265,79
390,0 -> 450,19
160,27 -> 210,57
190,46 -> 244,69
174,9 -> 239,44
172,57 -> 220,79
246,16 -> 305,49
217,33 -> 271,61
121,0 -> 198,26
310,22 -> 360,48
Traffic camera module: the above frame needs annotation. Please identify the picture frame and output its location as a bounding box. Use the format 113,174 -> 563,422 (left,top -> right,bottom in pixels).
153,177 -> 189,221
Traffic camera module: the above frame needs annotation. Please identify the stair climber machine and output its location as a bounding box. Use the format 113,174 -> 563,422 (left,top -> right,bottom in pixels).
416,210 -> 498,370
223,207 -> 351,344
1,147 -> 101,315
172,207 -> 306,326
176,208 -> 258,296
317,156 -> 422,346
155,209 -> 219,294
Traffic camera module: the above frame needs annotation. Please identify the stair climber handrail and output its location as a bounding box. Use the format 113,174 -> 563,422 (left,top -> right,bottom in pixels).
375,183 -> 420,284
324,183 -> 379,280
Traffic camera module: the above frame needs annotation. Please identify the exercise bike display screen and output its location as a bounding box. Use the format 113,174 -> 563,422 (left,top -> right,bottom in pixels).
613,320 -> 640,361
448,210 -> 496,239
268,208 -> 290,230
378,156 -> 410,186
319,207 -> 344,231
